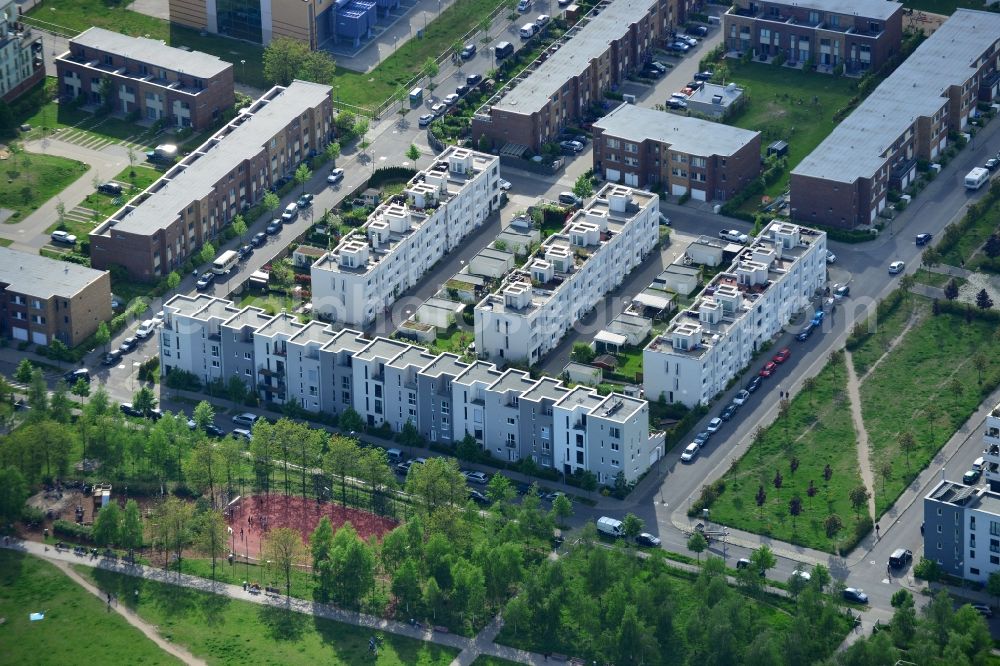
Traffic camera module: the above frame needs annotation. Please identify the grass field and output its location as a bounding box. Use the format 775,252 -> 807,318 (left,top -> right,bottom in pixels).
706,353 -> 865,552
0,551 -> 179,665
0,152 -> 87,222
24,97 -> 162,148
861,301 -> 1000,515
913,269 -> 964,290
80,565 -> 459,666
46,165 -> 163,240
471,657 -> 523,665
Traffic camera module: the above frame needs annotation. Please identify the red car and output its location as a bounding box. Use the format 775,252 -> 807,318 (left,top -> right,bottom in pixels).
773,348 -> 791,364
759,361 -> 777,377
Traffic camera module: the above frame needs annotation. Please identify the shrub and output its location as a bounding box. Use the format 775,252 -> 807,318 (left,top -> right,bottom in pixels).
53,519 -> 93,543
688,478 -> 726,516
914,557 -> 942,582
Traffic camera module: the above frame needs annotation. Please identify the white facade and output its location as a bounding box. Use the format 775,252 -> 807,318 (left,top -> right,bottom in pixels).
0,1 -> 41,101
644,221 -> 827,406
474,184 -> 659,365
160,294 -> 242,387
312,147 -> 500,327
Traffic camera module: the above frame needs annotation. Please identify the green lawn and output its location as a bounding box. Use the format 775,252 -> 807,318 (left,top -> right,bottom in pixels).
24,96 -> 162,148
861,301 -> 1000,515
0,551 -> 179,665
0,237 -> 11,246
471,657 -> 523,666
46,165 -> 163,241
849,296 -> 913,377
912,269 -> 964,290
723,60 -> 858,201
423,325 -> 474,356
79,565 -> 460,666
706,353 -> 865,552
0,152 -> 87,222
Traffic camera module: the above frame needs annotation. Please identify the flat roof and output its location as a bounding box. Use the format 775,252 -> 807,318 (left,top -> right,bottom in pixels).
595,330 -> 628,346
759,0 -> 901,21
661,264 -> 700,277
494,0 -> 660,115
71,27 -> 232,79
521,376 -> 570,402
792,9 -> 1000,184
256,312 -> 302,338
107,81 -> 331,236
594,393 -> 646,422
419,353 -> 469,379
0,247 -> 108,299
594,103 -> 759,157
455,360 -> 503,386
356,337 -> 412,362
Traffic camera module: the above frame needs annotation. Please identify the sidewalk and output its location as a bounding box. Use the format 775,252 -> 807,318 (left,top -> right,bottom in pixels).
1,538 -> 549,665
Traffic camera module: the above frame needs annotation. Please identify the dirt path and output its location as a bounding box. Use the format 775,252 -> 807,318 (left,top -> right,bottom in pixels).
857,309 -> 921,383
51,559 -> 208,666
844,351 -> 877,520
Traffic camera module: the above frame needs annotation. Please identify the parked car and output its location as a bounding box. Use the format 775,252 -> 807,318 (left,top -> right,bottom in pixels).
693,431 -> 710,445
686,80 -> 703,90
666,98 -> 687,109
679,35 -> 698,46
64,368 -> 91,384
636,532 -> 662,547
640,65 -> 663,78
558,191 -> 582,207
706,417 -> 723,433
888,260 -> 905,274
281,202 -> 298,222
101,349 -> 123,366
670,41 -> 690,52
455,84 -> 470,96
680,442 -> 700,462
694,70 -> 714,81
791,569 -> 811,582
468,489 -> 490,505
466,73 -> 483,86
498,178 -> 512,191
231,428 -> 252,442
135,319 -> 156,339
460,43 -> 477,59
773,348 -> 791,363
759,361 -> 778,377
915,233 -> 933,246
98,182 -> 123,195
535,14 -> 550,27
745,376 -> 763,393
720,404 -> 738,421
517,0 -> 531,12
888,548 -> 913,568
559,139 -> 584,153
973,604 -> 994,618
719,229 -> 749,244
464,471 -> 489,484
118,337 -> 138,354
826,250 -> 836,264
964,468 -> 982,485
833,284 -> 850,300
732,389 -> 751,406
443,93 -> 460,106
796,322 -> 816,341
326,168 -> 344,185
843,588 -> 869,604
50,230 -> 77,245
686,25 -> 709,37
297,193 -> 314,209
195,272 -> 215,290
985,158 -> 999,172
251,231 -> 268,247
119,403 -> 144,417
232,412 -> 261,427
418,113 -> 435,127
431,102 -> 448,117
265,220 -> 282,235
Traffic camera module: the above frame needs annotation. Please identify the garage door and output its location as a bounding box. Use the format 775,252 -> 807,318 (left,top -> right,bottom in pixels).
671,184 -> 688,197
11,326 -> 27,341
605,168 -> 620,182
691,188 -> 706,202
624,172 -> 639,187
32,331 -> 48,345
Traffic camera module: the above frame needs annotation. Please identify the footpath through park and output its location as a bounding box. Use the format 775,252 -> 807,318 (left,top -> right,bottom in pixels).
1,538 -> 549,665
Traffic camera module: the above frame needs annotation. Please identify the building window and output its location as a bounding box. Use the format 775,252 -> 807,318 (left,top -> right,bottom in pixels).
990,521 -> 1000,536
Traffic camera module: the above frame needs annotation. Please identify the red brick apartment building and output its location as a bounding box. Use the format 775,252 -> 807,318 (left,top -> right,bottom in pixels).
0,247 -> 111,347
472,0 -> 681,152
791,10 -> 1000,229
55,27 -> 234,130
592,103 -> 761,201
89,81 -> 333,280
722,0 -> 903,74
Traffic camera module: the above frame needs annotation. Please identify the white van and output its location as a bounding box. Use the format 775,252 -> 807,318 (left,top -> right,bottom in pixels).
517,0 -> 531,12
966,167 -> 990,190
135,319 -> 155,339
212,249 -> 239,275
520,23 -> 537,39
596,516 -> 624,538
386,448 -> 404,463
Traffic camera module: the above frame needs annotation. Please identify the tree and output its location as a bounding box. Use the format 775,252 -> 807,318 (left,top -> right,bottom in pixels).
132,386 -> 157,415
93,501 -> 122,547
572,172 -> 594,200
879,459 -> 893,497
977,288 -> 994,310
357,445 -> 393,513
571,342 -> 595,363
27,369 -> 48,417
687,531 -> 708,561
824,513 -> 843,539
232,214 -> 247,241
621,513 -> 643,543
95,321 -> 111,352
263,37 -> 311,86
422,57 -> 439,80
551,493 -> 573,526
300,49 -> 337,85
485,472 -> 515,507
773,469 -> 783,490
922,246 -> 941,268
338,406 -> 364,433
14,358 -> 33,384
0,466 -> 29,524
406,456 -> 467,515
789,495 -> 802,530
295,163 -> 312,195
944,278 -> 960,300
262,527 -> 306,597
185,439 -> 222,506
755,484 -> 766,519
166,271 -> 181,291
949,377 -> 963,408
392,558 -> 422,615
49,381 -> 73,424
193,509 -> 229,580
406,144 -> 420,162
325,140 -> 341,167
477,15 -> 493,40
988,571 -> 1000,610
823,463 -> 833,483
750,544 -> 776,577
226,375 -> 249,407
985,234 -> 1000,258
152,496 -> 195,569
198,241 -> 216,266
897,430 -> 916,471
310,516 -> 334,572
849,484 -> 870,520
120,499 -> 144,557
263,191 -> 280,216
325,435 -> 360,506
974,351 -> 988,385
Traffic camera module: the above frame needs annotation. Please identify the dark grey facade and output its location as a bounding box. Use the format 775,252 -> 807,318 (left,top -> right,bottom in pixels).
518,378 -> 568,469
923,480 -> 971,579
417,354 -> 468,445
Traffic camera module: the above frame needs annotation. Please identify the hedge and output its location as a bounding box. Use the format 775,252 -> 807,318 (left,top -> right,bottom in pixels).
53,519 -> 92,543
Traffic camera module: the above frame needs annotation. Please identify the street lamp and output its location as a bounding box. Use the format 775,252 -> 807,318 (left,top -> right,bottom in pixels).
240,59 -> 246,81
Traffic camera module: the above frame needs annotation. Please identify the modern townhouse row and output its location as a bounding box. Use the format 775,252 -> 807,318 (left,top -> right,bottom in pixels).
310,147 -> 501,328
790,9 -> 1000,229
0,247 -> 112,347
723,0 -> 903,74
0,0 -> 44,103
159,292 -> 660,483
89,80 -> 334,280
591,102 -> 762,202
472,0 -> 682,152
643,220 -> 827,407
924,401 -> 1000,584
54,27 -> 235,130
474,184 -> 660,365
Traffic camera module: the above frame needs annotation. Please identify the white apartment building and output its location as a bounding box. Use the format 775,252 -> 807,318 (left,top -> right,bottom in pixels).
475,184 -> 659,365
0,0 -> 43,102
451,360 -> 503,448
483,369 -> 537,463
312,147 -> 500,327
644,221 -> 827,407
